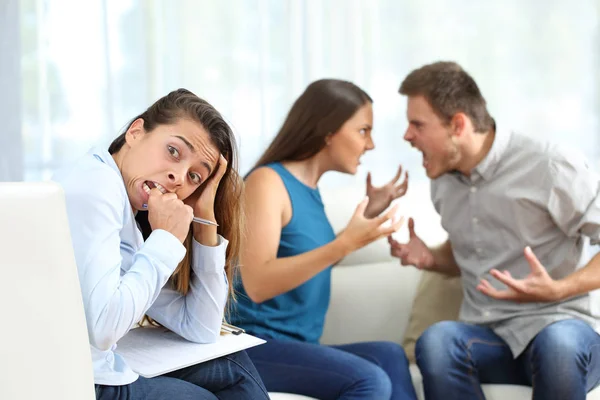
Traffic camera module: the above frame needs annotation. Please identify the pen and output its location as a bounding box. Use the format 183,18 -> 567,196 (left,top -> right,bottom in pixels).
141,204 -> 219,227
192,216 -> 219,227
221,323 -> 245,335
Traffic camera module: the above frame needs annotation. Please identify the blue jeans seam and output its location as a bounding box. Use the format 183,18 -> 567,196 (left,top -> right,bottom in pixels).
465,338 -> 508,400
224,355 -> 270,399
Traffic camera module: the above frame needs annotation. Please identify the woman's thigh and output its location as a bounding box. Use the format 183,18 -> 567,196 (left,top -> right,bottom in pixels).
95,375 -> 217,400
165,351 -> 269,400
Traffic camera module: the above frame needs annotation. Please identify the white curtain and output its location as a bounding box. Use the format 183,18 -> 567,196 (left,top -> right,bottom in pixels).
10,0 -> 600,189
1,0 -> 22,181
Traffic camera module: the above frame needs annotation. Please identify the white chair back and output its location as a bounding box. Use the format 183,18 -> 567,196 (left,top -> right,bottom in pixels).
0,182 -> 95,399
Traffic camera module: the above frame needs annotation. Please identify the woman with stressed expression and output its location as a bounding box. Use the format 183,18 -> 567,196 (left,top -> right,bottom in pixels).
53,89 -> 269,400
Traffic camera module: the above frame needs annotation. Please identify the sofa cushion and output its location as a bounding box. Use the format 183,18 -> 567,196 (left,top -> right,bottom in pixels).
402,271 -> 463,363
409,365 -> 600,400
269,367 -> 600,400
321,262 -> 422,346
270,366 -> 600,400
320,186 -> 396,266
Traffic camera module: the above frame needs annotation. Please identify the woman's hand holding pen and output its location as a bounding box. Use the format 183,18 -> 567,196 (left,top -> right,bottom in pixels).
147,189 -> 194,243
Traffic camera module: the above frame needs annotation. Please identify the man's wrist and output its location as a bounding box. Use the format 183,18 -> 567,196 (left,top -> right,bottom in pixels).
553,278 -> 573,301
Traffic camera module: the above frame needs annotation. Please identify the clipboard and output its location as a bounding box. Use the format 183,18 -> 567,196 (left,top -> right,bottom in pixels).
116,326 -> 264,378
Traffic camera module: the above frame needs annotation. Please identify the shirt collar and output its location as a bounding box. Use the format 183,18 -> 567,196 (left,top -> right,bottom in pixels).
473,130 -> 511,181
89,146 -> 123,178
88,146 -> 139,218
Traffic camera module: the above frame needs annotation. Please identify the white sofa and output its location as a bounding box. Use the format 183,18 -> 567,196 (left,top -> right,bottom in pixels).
6,181 -> 598,400
269,182 -> 600,400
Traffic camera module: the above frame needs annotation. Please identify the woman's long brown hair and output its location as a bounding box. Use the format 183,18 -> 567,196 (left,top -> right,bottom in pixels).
253,79 -> 373,169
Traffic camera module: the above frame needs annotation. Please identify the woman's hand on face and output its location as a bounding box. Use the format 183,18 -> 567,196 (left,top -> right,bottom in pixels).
339,197 -> 405,253
364,165 -> 409,219
184,154 -> 228,246
184,154 -> 228,222
147,189 -> 194,243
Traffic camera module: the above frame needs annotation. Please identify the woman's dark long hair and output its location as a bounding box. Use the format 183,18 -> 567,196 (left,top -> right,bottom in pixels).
254,79 -> 372,168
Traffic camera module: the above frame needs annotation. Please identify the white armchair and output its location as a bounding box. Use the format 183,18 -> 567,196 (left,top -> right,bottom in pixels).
0,183 -> 95,400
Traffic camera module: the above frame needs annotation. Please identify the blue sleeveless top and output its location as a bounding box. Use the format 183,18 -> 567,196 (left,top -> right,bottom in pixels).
231,162 -> 336,343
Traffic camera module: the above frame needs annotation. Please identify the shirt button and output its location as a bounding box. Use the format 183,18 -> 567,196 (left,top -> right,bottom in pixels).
472,217 -> 478,224
476,248 -> 483,254
470,186 -> 477,193
483,310 -> 491,317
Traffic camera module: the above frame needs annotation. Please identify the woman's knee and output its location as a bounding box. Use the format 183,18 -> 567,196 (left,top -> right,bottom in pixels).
350,362 -> 393,399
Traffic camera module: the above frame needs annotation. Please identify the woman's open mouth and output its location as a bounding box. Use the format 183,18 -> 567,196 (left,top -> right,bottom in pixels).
143,181 -> 168,195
